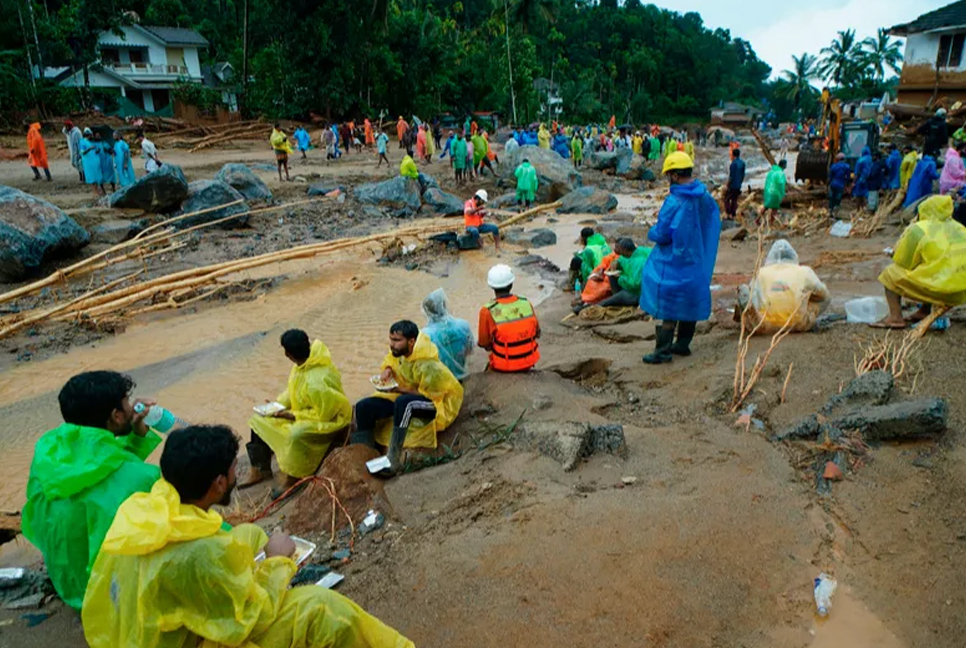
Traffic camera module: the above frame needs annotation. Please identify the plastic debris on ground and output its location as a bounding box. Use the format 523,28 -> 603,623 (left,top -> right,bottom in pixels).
316,572 -> 345,589
829,221 -> 853,237
291,564 -> 332,587
813,573 -> 838,617
359,510 -> 385,536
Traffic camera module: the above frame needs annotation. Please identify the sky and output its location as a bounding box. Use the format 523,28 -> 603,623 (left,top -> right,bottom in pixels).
650,0 -> 951,77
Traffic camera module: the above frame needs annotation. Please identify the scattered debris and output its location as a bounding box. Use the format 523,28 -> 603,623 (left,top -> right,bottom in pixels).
513,421 -> 627,471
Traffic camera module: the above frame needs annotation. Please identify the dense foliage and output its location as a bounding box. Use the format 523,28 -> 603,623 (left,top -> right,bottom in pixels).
2,0 -> 774,124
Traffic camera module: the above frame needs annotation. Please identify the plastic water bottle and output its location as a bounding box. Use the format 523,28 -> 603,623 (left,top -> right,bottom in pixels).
844,296 -> 889,324
574,278 -> 582,293
133,402 -> 187,434
813,573 -> 838,617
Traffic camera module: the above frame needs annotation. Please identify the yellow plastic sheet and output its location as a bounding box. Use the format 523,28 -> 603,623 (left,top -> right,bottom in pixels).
373,332 -> 464,449
249,340 -> 352,477
879,195 -> 966,306
83,479 -> 414,648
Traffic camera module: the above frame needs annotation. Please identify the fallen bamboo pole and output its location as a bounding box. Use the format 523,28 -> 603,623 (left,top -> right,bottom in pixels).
498,201 -> 563,228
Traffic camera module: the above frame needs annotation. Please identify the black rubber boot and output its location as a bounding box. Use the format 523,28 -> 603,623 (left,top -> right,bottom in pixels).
643,326 -> 674,364
565,266 -> 580,292
380,426 -> 408,477
669,321 -> 696,356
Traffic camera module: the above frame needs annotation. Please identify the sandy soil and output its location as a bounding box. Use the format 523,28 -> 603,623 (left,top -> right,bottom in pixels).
0,139 -> 963,648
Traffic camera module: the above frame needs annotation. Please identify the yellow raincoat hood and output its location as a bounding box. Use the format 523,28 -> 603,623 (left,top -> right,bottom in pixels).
100,479 -> 223,556
373,332 -> 464,449
248,339 -> 352,477
270,128 -> 293,154
879,194 -> 966,306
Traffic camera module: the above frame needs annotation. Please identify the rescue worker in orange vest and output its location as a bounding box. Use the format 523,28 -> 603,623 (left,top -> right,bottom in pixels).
464,189 -> 501,250
478,264 -> 540,372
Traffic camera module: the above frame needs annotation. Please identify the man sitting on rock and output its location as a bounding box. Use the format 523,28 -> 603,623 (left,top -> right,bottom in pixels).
243,329 -> 352,492
478,264 -> 541,372
464,189 -> 501,250
352,320 -> 464,475
22,371 -> 161,610
82,425 -> 413,648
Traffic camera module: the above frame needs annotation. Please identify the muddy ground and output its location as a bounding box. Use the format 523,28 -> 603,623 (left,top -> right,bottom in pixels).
0,138 -> 963,648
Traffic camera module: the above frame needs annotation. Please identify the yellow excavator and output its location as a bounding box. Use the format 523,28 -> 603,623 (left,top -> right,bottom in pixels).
795,88 -> 879,184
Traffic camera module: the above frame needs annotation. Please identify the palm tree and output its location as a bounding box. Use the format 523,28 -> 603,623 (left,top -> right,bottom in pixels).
819,29 -> 862,88
779,52 -> 819,108
496,0 -> 558,34
862,28 -> 903,81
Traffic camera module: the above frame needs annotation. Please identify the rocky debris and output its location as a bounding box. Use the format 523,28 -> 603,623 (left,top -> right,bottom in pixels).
623,156 -> 656,181
353,177 -> 422,218
417,173 -> 439,193
587,151 -> 618,170
307,183 -> 347,197
777,371 -> 947,442
488,193 -> 521,210
514,421 -> 627,471
108,164 -> 189,212
504,227 -> 557,248
178,180 -> 250,228
0,186 -> 90,281
557,186 -> 618,214
615,148 -> 634,175
90,219 -> 142,245
499,145 -> 582,201
215,163 -> 273,201
421,188 -> 464,216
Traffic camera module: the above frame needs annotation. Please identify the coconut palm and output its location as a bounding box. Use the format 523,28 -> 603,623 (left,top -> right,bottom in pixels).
779,52 -> 819,107
862,28 -> 903,80
819,29 -> 862,88
494,0 -> 558,34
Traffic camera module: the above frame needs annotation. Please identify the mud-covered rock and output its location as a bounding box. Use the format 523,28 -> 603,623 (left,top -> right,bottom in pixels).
0,186 -> 90,281
421,188 -> 464,216
615,147 -> 634,175
90,219 -> 142,245
558,186 -> 618,214
178,180 -> 250,228
587,151 -> 617,170
215,163 -> 272,201
417,173 -> 439,193
504,228 -> 557,248
108,164 -> 189,212
353,176 -> 422,217
488,193 -> 522,210
514,421 -> 627,471
499,145 -> 582,201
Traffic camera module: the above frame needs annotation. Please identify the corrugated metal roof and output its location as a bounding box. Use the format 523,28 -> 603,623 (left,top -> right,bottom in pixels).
139,25 -> 209,46
891,1 -> 966,35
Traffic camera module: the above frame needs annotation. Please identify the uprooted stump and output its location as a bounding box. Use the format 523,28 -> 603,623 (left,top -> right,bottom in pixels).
514,421 -> 627,471
286,445 -> 394,538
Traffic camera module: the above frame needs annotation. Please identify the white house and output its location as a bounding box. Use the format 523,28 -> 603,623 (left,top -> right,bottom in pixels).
890,1 -> 966,106
48,24 -> 211,114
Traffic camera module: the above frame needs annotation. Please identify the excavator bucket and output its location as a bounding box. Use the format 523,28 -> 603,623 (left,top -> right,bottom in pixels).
795,144 -> 830,183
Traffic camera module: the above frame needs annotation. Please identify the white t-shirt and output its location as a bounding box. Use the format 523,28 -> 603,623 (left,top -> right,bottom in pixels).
141,138 -> 160,172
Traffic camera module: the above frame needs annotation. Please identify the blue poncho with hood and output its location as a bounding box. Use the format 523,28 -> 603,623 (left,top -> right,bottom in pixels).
904,155 -> 940,207
852,147 -> 872,198
640,180 -> 721,322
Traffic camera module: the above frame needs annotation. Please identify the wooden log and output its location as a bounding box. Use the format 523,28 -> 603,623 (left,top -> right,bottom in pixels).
752,130 -> 777,167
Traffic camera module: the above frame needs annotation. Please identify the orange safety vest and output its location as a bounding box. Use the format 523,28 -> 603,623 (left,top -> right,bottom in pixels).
487,296 -> 539,372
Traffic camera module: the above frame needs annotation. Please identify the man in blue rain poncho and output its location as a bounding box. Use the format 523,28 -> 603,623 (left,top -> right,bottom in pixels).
852,146 -> 872,200
551,131 -> 571,158
113,131 -> 136,187
640,151 -> 721,364
904,154 -> 940,207
293,126 -> 311,161
885,144 -> 902,190
421,288 -> 473,381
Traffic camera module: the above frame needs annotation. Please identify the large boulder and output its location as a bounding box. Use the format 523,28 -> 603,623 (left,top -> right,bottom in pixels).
499,145 -> 582,201
421,188 -> 464,216
0,186 -> 90,281
417,173 -> 439,193
504,228 -> 557,248
557,186 -> 618,214
177,180 -> 250,228
488,192 -> 521,209
614,147 -> 634,175
587,151 -> 616,170
353,177 -> 422,217
108,164 -> 189,213
215,163 -> 272,201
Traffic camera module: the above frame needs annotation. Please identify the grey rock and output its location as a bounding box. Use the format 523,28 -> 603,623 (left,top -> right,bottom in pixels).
587,151 -> 617,170
514,421 -> 626,471
531,394 -> 553,411
615,147 -> 634,175
557,186 -> 618,214
0,186 -> 90,281
504,228 -> 557,248
499,145 -> 582,201
353,177 -> 422,217
90,219 -> 141,245
215,163 -> 273,201
108,164 -> 189,212
820,371 -> 895,416
417,173 -> 439,193
421,188 -> 464,216
488,193 -> 522,210
307,183 -> 346,197
178,180 -> 250,228
362,206 -> 388,219
832,398 -> 947,441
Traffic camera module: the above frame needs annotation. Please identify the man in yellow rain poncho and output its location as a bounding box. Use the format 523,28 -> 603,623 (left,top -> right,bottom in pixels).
21,371 -> 161,610
82,425 -> 413,648
243,329 -> 351,490
537,124 -> 551,149
399,148 -> 419,179
738,239 -> 831,334
352,320 -> 463,475
900,145 -> 919,191
270,123 -> 293,182
874,195 -> 966,328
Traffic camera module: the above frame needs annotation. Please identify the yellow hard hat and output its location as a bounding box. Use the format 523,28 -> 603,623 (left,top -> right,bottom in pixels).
662,151 -> 694,174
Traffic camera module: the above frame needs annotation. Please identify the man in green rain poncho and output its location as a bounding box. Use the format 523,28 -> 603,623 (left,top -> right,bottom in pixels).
514,157 -> 538,209
574,237 -> 650,313
21,371 -> 162,610
648,134 -> 661,161
567,227 -> 611,291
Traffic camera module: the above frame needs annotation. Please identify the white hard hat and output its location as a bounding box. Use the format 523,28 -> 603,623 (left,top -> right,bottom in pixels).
487,264 -> 515,289
937,108 -> 948,117
475,189 -> 489,203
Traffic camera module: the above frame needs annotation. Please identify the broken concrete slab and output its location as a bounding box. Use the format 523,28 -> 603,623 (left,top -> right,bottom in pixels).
514,421 -> 627,471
